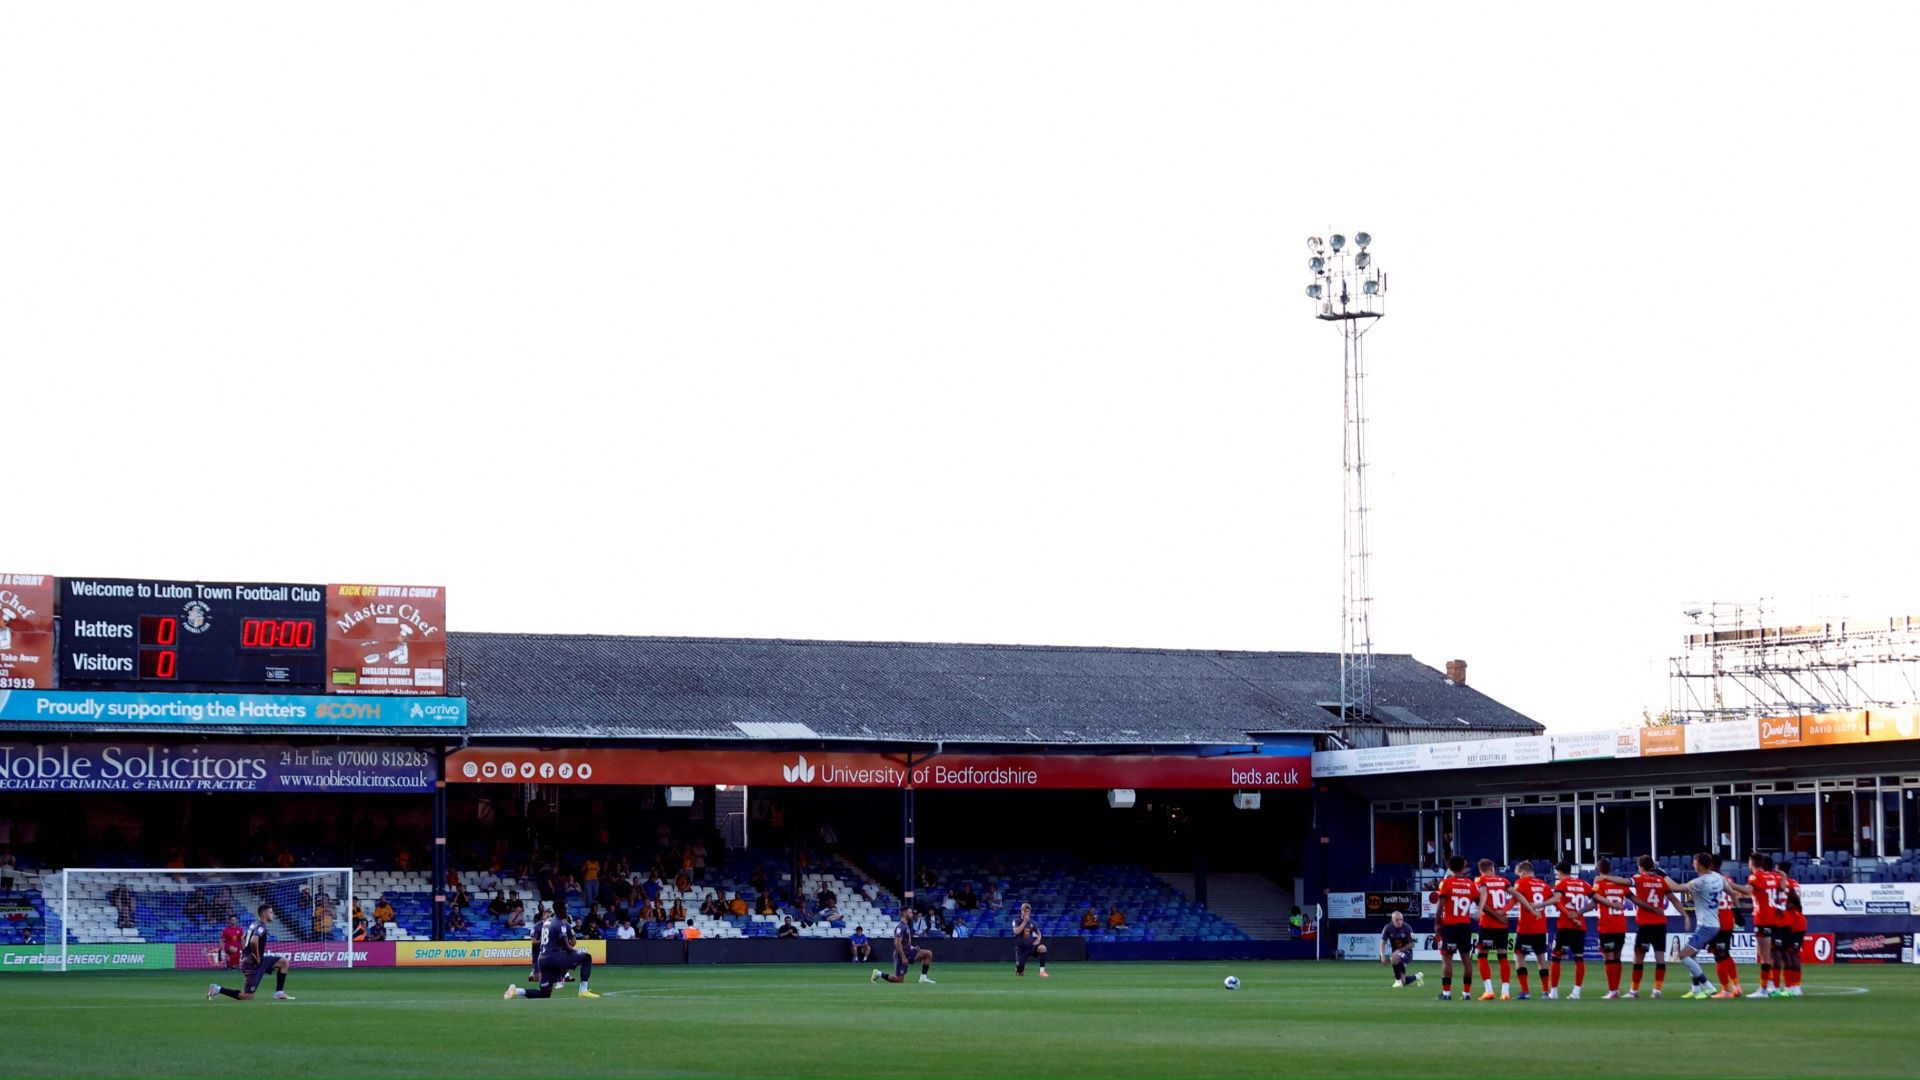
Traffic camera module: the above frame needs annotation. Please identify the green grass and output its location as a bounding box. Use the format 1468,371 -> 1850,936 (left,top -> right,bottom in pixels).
2,961 -> 1916,1078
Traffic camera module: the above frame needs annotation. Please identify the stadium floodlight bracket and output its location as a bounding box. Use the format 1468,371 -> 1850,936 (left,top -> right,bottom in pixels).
1107,788 -> 1137,809
1233,792 -> 1262,811
666,786 -> 695,807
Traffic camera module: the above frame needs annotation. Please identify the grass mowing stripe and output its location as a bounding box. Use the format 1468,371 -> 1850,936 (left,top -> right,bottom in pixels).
0,961 -> 1914,1078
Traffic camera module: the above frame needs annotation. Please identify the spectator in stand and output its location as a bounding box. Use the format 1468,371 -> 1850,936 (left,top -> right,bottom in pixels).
753,891 -> 775,916
849,926 -> 872,963
643,873 -> 663,905
487,889 -> 510,916
729,892 -> 750,917
373,895 -> 396,924
505,896 -> 527,932
818,895 -> 841,922
941,893 -> 958,922
691,840 -> 708,881
681,919 -> 701,940
669,897 -> 687,923
700,891 -> 722,918
953,920 -> 971,939
777,916 -> 799,939
581,856 -> 601,906
1107,905 -> 1126,929
366,915 -> 387,942
580,907 -> 604,940
984,883 -> 1004,912
394,848 -> 412,872
615,919 -> 635,940
109,882 -> 137,929
817,884 -> 837,911
1081,906 -> 1101,931
956,883 -> 978,910
447,905 -> 470,934
912,907 -> 932,939
451,881 -> 471,911
313,900 -> 335,938
795,896 -> 817,927
749,866 -> 768,894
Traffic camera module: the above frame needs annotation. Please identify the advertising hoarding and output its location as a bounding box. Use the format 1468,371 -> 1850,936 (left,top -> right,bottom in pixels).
0,742 -> 436,793
448,748 -> 1310,789
326,585 -> 448,695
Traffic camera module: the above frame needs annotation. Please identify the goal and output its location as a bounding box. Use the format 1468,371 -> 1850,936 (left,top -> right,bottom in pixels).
38,868 -> 355,973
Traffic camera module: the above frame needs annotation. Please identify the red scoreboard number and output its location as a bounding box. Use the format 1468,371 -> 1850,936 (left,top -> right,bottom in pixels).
138,616 -> 179,679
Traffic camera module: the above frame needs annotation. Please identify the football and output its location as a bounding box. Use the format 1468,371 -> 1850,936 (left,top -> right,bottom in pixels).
1223,975 -> 1241,991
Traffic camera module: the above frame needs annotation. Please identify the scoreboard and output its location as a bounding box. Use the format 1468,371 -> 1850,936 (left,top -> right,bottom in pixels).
58,578 -> 328,688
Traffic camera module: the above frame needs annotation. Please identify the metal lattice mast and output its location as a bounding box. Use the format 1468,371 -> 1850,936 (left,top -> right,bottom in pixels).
1308,232 -> 1386,721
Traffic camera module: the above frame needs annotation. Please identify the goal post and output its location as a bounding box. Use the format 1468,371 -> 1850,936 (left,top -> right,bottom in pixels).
42,868 -> 354,974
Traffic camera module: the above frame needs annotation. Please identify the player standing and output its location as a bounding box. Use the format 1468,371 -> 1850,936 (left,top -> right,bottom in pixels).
1012,902 -> 1049,977
1627,855 -> 1672,998
1646,852 -> 1726,999
220,914 -> 245,970
1509,862 -> 1552,1001
1546,861 -> 1591,1000
1379,909 -> 1422,989
207,903 -> 293,1002
1592,859 -> 1633,999
1471,858 -> 1514,1000
1429,856 -> 1477,1001
1735,852 -> 1783,997
873,909 -> 935,984
505,901 -> 598,999
1772,873 -> 1807,997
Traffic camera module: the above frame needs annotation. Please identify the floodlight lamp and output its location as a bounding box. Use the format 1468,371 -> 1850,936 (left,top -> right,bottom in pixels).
1306,283 -> 1323,299
1329,234 -> 1346,252
1363,278 -> 1379,295
1309,256 -> 1325,272
1307,236 -> 1325,253
1354,231 -> 1371,249
1355,252 -> 1371,269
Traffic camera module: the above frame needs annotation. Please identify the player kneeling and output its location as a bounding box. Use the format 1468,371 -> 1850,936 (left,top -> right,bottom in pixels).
507,901 -> 598,1000
1012,902 -> 1049,978
872,912 -> 935,984
208,903 -> 293,1003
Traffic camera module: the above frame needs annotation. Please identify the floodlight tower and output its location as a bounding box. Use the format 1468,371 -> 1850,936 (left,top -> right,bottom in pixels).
1306,232 -> 1387,722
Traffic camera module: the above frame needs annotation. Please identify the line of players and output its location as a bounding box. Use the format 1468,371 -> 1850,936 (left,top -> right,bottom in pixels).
1383,852 -> 1808,1001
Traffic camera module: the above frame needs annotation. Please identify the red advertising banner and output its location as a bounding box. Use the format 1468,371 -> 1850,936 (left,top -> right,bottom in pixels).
0,575 -> 56,690
447,748 -> 1311,790
326,585 -> 447,695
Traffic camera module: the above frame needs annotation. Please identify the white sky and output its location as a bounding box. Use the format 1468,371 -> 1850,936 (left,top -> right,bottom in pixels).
6,4 -> 1918,732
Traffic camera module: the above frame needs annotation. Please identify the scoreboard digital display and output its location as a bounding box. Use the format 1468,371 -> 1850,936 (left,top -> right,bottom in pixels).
58,578 -> 328,688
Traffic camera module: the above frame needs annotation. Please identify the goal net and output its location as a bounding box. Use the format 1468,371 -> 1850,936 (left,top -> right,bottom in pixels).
37,868 -> 354,973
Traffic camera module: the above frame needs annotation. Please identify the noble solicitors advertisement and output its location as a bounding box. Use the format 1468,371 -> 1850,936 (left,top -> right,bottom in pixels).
0,742 -> 437,793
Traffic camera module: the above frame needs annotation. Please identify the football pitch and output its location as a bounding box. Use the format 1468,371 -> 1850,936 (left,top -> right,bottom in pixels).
4,961 -> 1917,1078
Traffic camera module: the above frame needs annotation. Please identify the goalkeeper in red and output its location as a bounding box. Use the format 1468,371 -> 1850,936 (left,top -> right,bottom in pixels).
207,903 -> 293,1002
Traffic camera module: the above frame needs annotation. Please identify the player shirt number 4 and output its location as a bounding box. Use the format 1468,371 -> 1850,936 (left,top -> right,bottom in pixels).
1433,877 -> 1477,925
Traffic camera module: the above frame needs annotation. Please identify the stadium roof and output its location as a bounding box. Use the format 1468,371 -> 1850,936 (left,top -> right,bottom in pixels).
0,634 -> 1541,744
445,632 -> 1543,746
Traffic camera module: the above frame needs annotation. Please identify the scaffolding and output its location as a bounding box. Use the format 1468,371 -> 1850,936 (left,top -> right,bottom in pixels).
1668,601 -> 1920,723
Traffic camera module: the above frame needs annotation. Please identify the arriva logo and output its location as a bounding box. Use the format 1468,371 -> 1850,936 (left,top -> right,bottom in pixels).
782,755 -> 817,784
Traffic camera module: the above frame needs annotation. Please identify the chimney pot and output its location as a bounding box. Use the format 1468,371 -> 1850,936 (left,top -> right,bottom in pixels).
1445,659 -> 1468,685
